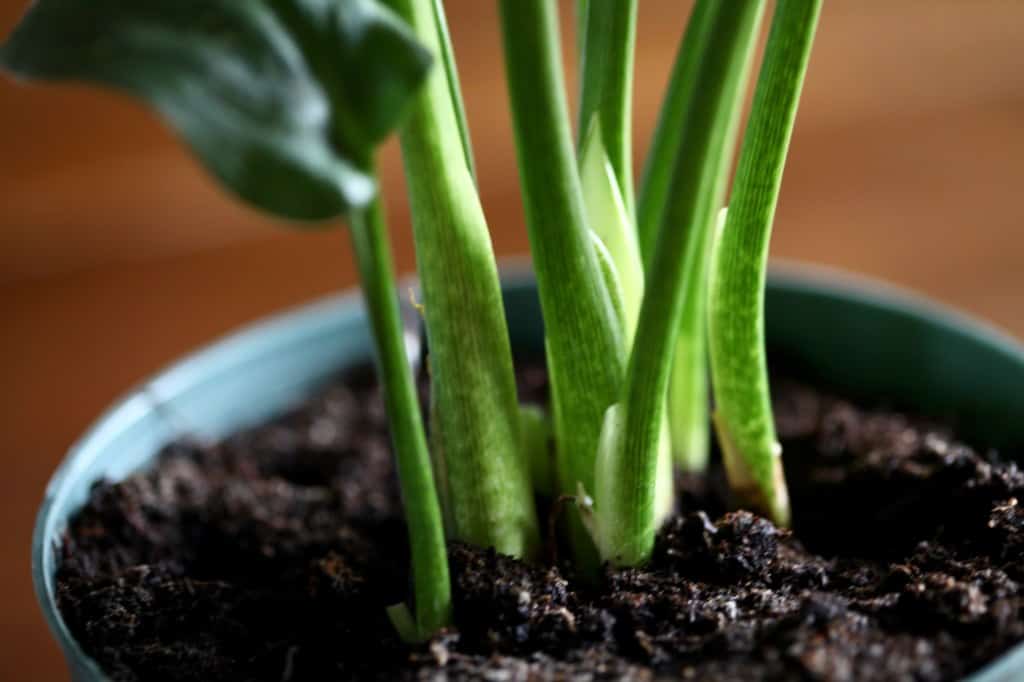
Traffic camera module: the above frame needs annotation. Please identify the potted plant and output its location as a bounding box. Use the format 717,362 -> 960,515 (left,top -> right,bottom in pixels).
8,1 -> 1024,679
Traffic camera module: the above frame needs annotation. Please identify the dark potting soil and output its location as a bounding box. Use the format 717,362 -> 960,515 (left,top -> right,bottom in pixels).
55,360 -> 1024,681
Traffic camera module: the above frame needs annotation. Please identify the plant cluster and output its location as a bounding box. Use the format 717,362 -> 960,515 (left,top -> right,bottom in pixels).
2,0 -> 821,642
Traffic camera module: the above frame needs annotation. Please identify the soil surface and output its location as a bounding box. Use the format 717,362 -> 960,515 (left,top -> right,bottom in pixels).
56,361 -> 1024,681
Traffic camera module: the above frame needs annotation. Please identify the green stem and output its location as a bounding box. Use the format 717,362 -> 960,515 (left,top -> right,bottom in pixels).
636,0 -> 716,267
639,1 -> 753,473
431,0 -> 475,180
637,0 -> 732,471
595,2 -> 766,566
577,0 -> 637,217
350,193 -> 450,638
709,0 -> 822,527
386,0 -> 540,558
668,261 -> 713,471
575,0 -> 588,67
666,5 -> 761,474
499,0 -> 626,568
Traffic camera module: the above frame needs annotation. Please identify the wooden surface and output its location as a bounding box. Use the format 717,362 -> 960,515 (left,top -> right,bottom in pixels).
2,1 -> 1023,678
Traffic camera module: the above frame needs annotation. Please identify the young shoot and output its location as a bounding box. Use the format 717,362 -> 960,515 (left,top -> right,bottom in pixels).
592,1 -> 766,566
708,0 -> 823,527
579,119 -> 675,530
579,120 -> 643,344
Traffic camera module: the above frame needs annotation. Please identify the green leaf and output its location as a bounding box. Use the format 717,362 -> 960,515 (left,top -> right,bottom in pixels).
709,0 -> 823,527
0,0 -> 431,221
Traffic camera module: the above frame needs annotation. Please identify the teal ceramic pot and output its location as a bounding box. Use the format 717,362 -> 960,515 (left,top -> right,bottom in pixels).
32,265 -> 1024,681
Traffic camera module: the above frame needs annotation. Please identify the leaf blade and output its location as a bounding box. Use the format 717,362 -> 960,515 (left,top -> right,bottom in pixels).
0,0 -> 431,220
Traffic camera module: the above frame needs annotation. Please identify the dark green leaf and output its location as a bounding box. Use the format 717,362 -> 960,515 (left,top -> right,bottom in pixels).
0,0 -> 431,221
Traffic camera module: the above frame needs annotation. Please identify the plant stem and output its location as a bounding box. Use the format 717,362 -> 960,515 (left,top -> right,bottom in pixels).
575,0 -> 588,66
595,1 -> 766,566
709,0 -> 822,527
349,192 -> 450,638
633,1 -> 727,472
669,30 -> 762,473
668,237 -> 715,471
386,0 -> 540,558
499,0 -> 626,568
636,0 -> 716,267
578,0 -> 637,217
638,2 -> 756,473
430,0 -> 475,180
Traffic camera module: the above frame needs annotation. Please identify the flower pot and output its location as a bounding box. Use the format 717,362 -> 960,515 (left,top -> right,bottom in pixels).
33,264 -> 1024,681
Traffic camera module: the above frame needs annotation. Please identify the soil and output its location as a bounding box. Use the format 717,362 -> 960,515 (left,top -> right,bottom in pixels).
55,360 -> 1024,681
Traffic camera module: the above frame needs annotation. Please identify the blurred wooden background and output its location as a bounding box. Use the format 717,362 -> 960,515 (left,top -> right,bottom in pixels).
2,1 -> 1022,678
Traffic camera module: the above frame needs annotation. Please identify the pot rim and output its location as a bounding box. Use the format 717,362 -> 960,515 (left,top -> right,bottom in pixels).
32,261 -> 1024,681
